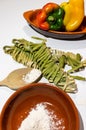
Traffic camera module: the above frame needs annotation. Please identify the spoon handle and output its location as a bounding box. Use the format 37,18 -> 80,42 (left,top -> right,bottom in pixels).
0,78 -> 25,90
0,79 -> 9,87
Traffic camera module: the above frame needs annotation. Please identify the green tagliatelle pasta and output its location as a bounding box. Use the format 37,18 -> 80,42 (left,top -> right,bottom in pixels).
3,38 -> 77,93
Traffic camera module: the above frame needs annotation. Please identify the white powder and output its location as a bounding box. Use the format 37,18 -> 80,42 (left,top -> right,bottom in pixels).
23,68 -> 41,83
18,103 -> 65,130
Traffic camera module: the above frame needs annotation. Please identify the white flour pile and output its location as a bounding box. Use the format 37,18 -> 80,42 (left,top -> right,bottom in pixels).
18,103 -> 65,130
23,68 -> 41,83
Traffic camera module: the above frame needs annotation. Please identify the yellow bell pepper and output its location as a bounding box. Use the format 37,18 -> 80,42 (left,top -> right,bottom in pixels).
60,0 -> 85,31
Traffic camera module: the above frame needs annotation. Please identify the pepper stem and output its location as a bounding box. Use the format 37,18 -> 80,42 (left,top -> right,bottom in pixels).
47,16 -> 55,22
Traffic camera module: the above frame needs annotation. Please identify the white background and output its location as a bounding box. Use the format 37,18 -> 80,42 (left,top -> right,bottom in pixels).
0,0 -> 86,129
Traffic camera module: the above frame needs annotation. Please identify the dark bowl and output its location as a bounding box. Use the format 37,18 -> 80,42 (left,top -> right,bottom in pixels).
23,9 -> 86,40
0,83 -> 80,130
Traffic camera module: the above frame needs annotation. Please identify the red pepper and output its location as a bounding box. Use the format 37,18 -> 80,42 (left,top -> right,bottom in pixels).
36,3 -> 59,30
36,9 -> 49,30
43,2 -> 59,13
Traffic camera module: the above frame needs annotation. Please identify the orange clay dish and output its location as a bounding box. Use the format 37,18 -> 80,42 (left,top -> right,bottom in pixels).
23,9 -> 86,39
23,2 -> 86,39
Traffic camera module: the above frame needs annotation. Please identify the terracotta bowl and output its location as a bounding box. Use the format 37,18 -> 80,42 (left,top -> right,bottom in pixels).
0,83 -> 80,130
23,9 -> 86,40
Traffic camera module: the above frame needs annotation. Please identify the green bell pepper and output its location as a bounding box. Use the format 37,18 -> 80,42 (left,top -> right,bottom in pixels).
47,7 -> 65,30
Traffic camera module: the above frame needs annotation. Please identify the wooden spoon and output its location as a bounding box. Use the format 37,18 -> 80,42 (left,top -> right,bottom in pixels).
0,68 -> 42,90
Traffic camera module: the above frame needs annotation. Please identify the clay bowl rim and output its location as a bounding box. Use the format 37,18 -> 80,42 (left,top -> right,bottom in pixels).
0,83 -> 80,130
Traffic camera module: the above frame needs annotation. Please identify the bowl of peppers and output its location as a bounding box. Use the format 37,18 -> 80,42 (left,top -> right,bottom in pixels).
23,1 -> 86,39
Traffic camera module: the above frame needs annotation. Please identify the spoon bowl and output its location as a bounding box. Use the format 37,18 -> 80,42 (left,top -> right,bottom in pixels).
0,68 -> 42,90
